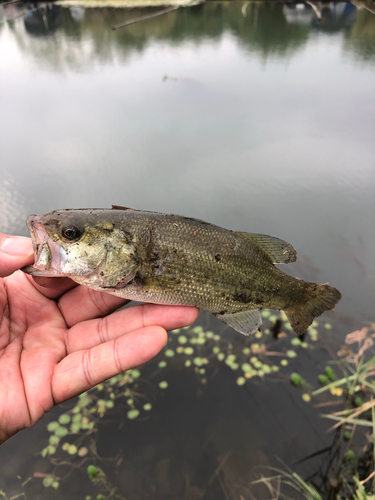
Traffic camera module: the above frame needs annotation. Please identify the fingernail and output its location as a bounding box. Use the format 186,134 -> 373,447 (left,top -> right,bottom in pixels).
1,237 -> 33,257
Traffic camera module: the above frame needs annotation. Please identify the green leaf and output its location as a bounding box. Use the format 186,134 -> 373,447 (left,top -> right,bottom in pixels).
127,409 -> 140,420
55,426 -> 68,437
241,363 -> 252,373
59,414 -> 71,425
47,421 -> 59,432
324,366 -> 336,381
49,435 -> 60,445
42,476 -> 54,487
70,423 -> 81,434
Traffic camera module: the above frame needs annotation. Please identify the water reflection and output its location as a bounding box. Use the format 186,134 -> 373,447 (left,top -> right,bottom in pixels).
1,1 -> 374,67
312,1 -> 357,31
24,3 -> 62,36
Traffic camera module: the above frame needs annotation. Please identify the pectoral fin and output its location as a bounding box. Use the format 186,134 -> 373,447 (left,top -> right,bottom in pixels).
215,309 -> 262,335
235,232 -> 297,264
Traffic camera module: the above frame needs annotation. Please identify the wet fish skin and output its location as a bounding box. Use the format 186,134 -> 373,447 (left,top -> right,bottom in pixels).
23,206 -> 342,335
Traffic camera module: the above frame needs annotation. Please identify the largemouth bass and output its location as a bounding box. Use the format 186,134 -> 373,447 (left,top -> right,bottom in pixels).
23,206 -> 342,335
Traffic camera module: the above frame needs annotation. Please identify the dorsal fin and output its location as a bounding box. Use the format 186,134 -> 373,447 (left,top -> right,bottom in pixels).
111,205 -> 137,211
235,232 -> 297,264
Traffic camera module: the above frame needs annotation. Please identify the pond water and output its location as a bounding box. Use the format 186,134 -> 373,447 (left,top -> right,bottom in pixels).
0,1 -> 375,498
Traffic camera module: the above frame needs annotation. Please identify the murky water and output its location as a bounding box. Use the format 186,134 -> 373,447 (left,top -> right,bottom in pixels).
1,1 -> 375,498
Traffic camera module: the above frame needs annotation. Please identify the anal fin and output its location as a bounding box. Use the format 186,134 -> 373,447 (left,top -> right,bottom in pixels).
215,309 -> 262,336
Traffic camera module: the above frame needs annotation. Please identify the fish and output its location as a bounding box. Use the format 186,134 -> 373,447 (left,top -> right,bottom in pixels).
22,206 -> 342,336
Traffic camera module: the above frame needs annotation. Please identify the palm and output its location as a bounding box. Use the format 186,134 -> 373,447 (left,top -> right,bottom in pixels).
0,270 -> 198,444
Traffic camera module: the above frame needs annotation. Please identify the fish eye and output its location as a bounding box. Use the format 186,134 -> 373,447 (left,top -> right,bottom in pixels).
62,225 -> 82,241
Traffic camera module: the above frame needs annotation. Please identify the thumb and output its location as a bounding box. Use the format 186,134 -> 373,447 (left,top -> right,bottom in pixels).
0,234 -> 34,277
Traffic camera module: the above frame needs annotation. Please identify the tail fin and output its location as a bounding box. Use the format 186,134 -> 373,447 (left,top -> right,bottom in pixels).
285,283 -> 342,335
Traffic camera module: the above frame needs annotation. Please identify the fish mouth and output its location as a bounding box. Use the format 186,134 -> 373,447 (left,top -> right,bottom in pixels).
22,215 -> 67,277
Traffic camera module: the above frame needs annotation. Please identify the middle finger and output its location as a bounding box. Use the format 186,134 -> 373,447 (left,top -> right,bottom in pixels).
58,285 -> 128,327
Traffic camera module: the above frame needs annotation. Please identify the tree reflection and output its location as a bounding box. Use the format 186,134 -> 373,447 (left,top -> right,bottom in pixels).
4,1 -> 375,70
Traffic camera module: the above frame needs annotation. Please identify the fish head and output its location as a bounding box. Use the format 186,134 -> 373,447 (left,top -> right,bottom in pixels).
23,209 -> 139,289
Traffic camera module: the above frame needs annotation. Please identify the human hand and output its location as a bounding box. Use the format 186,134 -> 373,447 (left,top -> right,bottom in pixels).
0,233 -> 199,444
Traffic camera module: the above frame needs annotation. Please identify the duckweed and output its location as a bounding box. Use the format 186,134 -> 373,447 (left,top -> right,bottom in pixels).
236,377 -> 246,386
291,338 -> 301,346
71,423 -> 81,434
159,381 -> 168,389
127,409 -> 140,419
241,363 -> 252,373
143,403 -> 152,411
47,421 -> 59,432
164,349 -> 175,357
49,435 -> 60,445
68,444 -> 78,455
42,476 -> 54,487
55,426 -> 68,438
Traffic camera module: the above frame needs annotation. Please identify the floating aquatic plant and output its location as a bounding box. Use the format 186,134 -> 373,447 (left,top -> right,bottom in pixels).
32,309 -> 344,498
